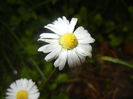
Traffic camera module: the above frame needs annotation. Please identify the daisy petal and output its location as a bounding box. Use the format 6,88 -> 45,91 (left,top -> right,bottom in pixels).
45,17 -> 70,35
74,26 -> 95,43
38,38 -> 58,44
67,49 -> 81,67
78,38 -> 95,44
76,51 -> 86,63
54,49 -> 67,70
45,45 -> 62,61
10,82 -> 17,91
62,16 -> 69,25
45,24 -> 60,34
68,18 -> 78,33
76,44 -> 92,57
38,44 -> 58,53
40,33 -> 59,39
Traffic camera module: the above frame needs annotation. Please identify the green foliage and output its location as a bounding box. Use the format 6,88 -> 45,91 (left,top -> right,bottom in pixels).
50,73 -> 69,90
128,6 -> 133,17
109,34 -> 123,47
20,66 -> 39,80
55,73 -> 69,83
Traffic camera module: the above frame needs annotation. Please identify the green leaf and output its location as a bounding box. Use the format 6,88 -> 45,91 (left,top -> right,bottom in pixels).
128,6 -> 133,17
49,83 -> 57,90
49,73 -> 69,90
93,13 -> 103,26
109,34 -> 122,47
104,21 -> 115,33
55,73 -> 69,83
10,16 -> 21,25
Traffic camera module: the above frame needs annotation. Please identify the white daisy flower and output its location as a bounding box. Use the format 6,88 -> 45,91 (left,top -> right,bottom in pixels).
6,78 -> 40,99
38,16 -> 95,70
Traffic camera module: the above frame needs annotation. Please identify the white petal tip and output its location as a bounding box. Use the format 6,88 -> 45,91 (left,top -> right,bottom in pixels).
38,39 -> 41,41
72,18 -> 78,21
44,25 -> 47,28
91,38 -> 95,43
44,57 -> 50,62
44,25 -> 49,29
38,50 -> 41,52
38,48 -> 42,52
54,63 -> 58,67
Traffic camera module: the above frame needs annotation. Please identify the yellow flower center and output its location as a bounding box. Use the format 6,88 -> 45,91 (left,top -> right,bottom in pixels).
59,33 -> 78,49
16,90 -> 28,99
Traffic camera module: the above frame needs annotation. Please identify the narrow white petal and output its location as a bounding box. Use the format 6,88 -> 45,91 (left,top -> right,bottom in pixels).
78,38 -> 95,44
38,38 -> 58,44
28,86 -> 38,94
6,92 -> 15,96
67,49 -> 81,67
20,79 -> 28,90
45,45 -> 62,61
10,82 -> 17,91
54,49 -> 67,70
27,80 -> 35,92
38,43 -> 58,53
7,88 -> 13,93
16,80 -> 22,90
68,18 -> 78,33
76,44 -> 92,57
74,26 -> 95,43
67,51 -> 73,67
74,26 -> 90,39
74,26 -> 84,37
76,52 -> 86,63
44,16 -> 74,35
29,93 -> 40,99
62,16 -> 69,25
40,33 -> 59,39
6,96 -> 15,99
57,17 -> 63,22
45,24 -> 60,34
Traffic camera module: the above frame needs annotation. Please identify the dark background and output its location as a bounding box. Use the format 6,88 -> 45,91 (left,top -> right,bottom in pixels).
0,0 -> 133,98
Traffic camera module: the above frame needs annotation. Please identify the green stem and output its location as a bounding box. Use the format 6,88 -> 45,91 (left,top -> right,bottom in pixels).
2,52 -> 17,73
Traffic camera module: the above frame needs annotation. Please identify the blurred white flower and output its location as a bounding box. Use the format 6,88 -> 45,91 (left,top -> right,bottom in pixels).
6,78 -> 40,99
38,16 -> 95,70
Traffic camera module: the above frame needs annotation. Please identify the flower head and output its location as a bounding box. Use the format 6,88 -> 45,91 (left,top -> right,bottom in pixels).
38,16 -> 95,70
6,78 -> 40,99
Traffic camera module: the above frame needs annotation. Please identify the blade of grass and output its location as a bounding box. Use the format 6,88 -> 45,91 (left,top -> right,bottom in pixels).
2,51 -> 17,74
29,58 -> 47,81
101,56 -> 133,68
